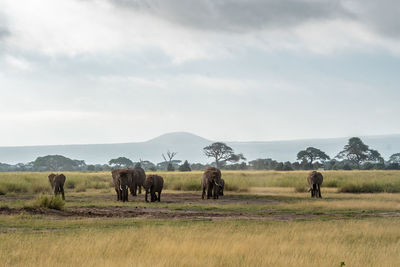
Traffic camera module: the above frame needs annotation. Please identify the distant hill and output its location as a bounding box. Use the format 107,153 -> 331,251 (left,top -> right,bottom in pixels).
1,132 -> 400,164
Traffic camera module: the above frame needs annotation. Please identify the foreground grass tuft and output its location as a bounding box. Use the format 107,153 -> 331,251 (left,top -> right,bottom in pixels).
28,195 -> 65,210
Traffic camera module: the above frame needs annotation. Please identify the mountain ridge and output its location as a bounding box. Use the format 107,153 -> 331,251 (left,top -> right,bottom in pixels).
0,132 -> 400,164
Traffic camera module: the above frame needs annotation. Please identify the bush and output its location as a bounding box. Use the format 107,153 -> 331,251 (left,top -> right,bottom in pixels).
32,184 -> 51,194
75,184 -> 86,192
0,183 -> 29,194
0,185 -> 5,195
32,195 -> 65,210
294,184 -> 308,193
65,180 -> 76,189
338,183 -> 384,193
324,180 -> 338,188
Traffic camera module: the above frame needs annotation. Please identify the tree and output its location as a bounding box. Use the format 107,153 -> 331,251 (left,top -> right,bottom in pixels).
203,142 -> 246,168
108,157 -> 134,169
162,150 -> 178,171
336,137 -> 382,169
178,160 -> 192,172
32,155 -> 86,171
389,153 -> 400,164
297,147 -> 330,168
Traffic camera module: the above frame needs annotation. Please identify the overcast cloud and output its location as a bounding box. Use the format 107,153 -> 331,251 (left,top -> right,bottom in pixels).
0,0 -> 400,146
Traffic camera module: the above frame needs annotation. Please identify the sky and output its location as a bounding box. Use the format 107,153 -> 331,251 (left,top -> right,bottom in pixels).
1,0 -> 400,146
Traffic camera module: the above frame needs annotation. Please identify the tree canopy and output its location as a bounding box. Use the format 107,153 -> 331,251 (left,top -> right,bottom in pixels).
297,147 -> 330,167
33,155 -> 86,171
336,137 -> 383,168
203,142 -> 246,168
108,157 -> 134,168
389,153 -> 400,164
178,160 -> 192,172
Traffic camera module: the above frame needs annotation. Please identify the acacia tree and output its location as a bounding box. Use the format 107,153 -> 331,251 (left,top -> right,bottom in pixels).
297,147 -> 330,168
336,137 -> 383,169
162,150 -> 178,171
108,157 -> 134,169
203,142 -> 246,168
389,153 -> 400,164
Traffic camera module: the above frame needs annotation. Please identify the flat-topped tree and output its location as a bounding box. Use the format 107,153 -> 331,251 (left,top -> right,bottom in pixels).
109,157 -> 134,169
389,153 -> 400,164
203,142 -> 246,168
336,137 -> 383,169
297,147 -> 330,168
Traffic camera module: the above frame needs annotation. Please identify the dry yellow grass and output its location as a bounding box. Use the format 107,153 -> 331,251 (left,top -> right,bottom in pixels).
1,218 -> 399,267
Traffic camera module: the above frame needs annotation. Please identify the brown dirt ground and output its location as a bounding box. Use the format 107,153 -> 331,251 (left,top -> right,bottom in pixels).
1,193 -> 400,221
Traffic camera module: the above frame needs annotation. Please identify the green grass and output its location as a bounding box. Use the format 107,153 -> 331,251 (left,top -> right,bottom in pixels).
1,170 -> 400,195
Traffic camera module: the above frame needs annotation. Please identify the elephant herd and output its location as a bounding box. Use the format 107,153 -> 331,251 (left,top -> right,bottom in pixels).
111,167 -> 165,203
47,168 -> 323,202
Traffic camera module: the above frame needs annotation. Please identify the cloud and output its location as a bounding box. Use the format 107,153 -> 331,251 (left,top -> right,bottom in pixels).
344,0 -> 400,39
112,0 -> 350,32
4,55 -> 31,71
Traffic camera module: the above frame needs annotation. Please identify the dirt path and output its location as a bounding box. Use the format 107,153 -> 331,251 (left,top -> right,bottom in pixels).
1,193 -> 400,221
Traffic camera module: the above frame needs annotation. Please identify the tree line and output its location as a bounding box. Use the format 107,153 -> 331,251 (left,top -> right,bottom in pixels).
1,137 -> 400,172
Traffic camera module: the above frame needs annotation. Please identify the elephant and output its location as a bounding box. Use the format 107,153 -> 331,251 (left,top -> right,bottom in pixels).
128,167 -> 146,196
111,169 -> 130,202
218,178 -> 225,196
48,173 -> 56,189
201,167 -> 222,199
143,175 -> 164,202
307,171 -> 323,198
51,173 -> 66,200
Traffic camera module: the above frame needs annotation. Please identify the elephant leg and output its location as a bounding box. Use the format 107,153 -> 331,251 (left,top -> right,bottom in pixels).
139,185 -> 142,194
207,183 -> 213,199
157,191 -> 161,202
61,186 -> 65,200
213,184 -> 218,199
318,184 -> 322,198
202,187 -> 206,199
131,183 -> 137,196
150,188 -> 156,202
145,190 -> 149,202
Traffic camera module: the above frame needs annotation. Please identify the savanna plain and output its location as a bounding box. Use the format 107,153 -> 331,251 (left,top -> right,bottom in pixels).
1,170 -> 400,266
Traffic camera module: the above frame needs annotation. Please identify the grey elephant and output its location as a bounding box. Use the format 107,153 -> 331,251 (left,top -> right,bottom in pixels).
48,173 -> 56,189
143,175 -> 164,202
48,173 -> 66,200
128,167 -> 146,196
112,169 -> 130,202
201,167 -> 222,199
307,171 -> 323,198
218,178 -> 225,196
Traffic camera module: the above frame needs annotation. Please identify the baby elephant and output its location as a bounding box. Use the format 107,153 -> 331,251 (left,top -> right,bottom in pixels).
48,173 -> 66,200
143,175 -> 164,202
218,178 -> 225,196
307,171 -> 323,198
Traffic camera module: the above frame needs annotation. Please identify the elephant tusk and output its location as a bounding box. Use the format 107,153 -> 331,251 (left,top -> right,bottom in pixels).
120,185 -> 123,191
214,181 -> 219,186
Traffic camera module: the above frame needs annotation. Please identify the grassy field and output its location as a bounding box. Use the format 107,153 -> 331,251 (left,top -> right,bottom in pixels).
1,170 -> 400,266
0,216 -> 399,266
1,170 -> 400,194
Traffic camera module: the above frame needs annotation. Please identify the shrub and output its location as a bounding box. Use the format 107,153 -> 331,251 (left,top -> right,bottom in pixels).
32,195 -> 65,210
65,180 -> 76,189
75,183 -> 86,192
0,185 -> 5,195
0,183 -> 29,194
294,184 -> 308,193
32,184 -> 51,194
324,180 -> 338,188
339,183 -> 384,193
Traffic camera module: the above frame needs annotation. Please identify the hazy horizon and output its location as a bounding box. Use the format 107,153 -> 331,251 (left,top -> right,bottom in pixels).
1,1 -> 400,146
